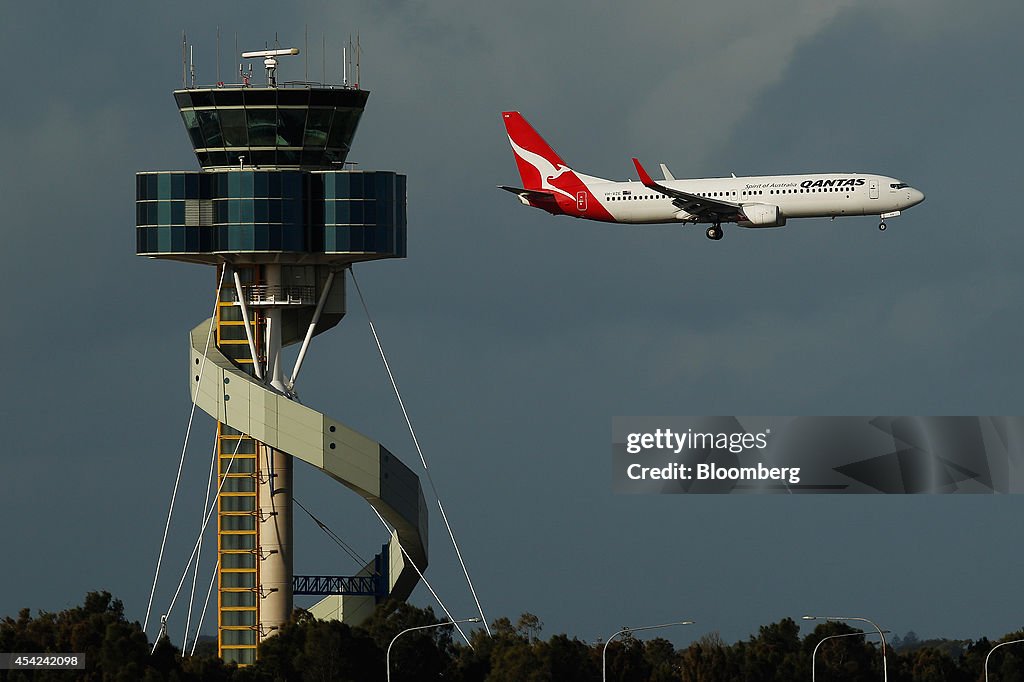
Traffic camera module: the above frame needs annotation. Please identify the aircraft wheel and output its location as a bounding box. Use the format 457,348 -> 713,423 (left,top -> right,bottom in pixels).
706,226 -> 717,240
879,221 -> 887,231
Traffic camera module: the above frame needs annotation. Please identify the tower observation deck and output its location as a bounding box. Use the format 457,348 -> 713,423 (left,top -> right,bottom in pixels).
138,48 -> 426,666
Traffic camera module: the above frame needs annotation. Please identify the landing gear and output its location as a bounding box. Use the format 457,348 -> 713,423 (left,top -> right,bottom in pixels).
705,224 -> 723,241
878,221 -> 887,231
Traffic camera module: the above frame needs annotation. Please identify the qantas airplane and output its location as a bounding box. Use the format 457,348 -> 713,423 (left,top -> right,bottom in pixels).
499,111 -> 925,240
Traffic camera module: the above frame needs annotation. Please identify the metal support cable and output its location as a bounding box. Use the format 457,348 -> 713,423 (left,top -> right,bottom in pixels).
370,506 -> 473,649
293,496 -> 372,572
350,268 -> 491,636
189,558 -> 220,656
152,434 -> 243,654
184,434 -> 219,645
144,265 -> 226,634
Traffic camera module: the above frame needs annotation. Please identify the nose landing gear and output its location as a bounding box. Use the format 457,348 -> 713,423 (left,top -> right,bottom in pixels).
879,221 -> 887,231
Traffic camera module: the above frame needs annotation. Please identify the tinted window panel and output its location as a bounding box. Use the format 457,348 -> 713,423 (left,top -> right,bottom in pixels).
253,172 -> 269,198
180,109 -> 204,148
196,110 -> 223,148
304,108 -> 332,147
157,173 -> 171,200
171,174 -> 185,199
278,108 -> 307,147
327,109 -> 358,149
247,108 -> 277,146
240,172 -> 254,198
219,109 -> 248,147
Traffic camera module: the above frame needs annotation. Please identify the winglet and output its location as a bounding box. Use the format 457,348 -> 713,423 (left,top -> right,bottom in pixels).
632,157 -> 657,188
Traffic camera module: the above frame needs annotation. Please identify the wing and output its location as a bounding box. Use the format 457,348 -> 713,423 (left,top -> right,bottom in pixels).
632,158 -> 742,221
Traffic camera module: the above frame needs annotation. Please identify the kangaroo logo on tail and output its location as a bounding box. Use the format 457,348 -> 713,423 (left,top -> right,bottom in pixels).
506,132 -> 577,202
499,111 -> 615,221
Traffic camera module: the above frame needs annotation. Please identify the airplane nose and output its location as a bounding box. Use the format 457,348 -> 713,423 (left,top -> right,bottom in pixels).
909,188 -> 925,206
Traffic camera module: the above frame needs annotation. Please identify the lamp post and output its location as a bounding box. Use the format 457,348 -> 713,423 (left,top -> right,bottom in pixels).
810,630 -> 889,682
985,638 -> 1024,682
602,620 -> 694,682
386,617 -> 482,682
803,616 -> 888,682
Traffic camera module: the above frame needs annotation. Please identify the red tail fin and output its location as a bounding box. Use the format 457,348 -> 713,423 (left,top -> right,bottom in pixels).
502,111 -> 574,191
500,112 -> 615,222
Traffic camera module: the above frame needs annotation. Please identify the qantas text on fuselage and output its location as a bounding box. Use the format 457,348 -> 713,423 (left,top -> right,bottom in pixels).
499,111 -> 924,241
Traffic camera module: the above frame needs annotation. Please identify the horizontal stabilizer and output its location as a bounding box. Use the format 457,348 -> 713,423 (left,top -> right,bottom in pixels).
498,185 -> 556,202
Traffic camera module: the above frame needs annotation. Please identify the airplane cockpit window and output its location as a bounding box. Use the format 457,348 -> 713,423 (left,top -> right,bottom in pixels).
890,182 -> 909,189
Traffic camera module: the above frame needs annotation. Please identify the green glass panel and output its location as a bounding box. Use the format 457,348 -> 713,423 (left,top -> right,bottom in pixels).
220,515 -> 255,531
221,534 -> 255,550
222,475 -> 253,491
221,553 -> 256,570
180,109 -> 204,148
247,108 -> 277,146
278,108 -> 306,147
221,590 -> 256,607
240,172 -> 254,198
220,496 -> 255,512
196,109 -> 223,148
222,610 -> 256,626
221,457 -> 254,474
219,109 -> 248,147
221,629 -> 256,645
157,173 -> 171,200
304,109 -> 332,147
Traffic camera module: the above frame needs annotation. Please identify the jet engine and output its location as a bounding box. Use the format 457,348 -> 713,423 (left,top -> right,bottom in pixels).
738,203 -> 786,228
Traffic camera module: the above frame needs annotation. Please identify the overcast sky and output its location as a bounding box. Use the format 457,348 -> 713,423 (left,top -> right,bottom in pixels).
1,0 -> 1022,649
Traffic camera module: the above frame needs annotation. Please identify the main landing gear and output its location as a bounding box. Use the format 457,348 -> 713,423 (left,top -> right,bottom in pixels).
705,224 -> 723,240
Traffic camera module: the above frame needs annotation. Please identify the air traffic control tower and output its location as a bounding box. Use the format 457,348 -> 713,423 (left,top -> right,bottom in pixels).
137,48 -> 427,665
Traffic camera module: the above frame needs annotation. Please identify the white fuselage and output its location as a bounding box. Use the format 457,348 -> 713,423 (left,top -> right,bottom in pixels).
592,173 -> 923,225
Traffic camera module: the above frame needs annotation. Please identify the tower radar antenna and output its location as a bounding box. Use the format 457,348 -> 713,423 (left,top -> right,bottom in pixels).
241,47 -> 300,87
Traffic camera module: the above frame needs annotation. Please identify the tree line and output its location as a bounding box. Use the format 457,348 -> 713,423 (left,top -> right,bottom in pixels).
0,591 -> 1021,681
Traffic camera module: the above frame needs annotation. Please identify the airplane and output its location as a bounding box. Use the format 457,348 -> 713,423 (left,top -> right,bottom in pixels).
499,111 -> 925,240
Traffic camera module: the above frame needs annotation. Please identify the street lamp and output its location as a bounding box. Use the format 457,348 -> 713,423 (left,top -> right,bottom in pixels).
985,638 -> 1024,682
602,620 -> 695,682
803,616 -> 888,682
386,617 -> 482,682
810,630 -> 889,682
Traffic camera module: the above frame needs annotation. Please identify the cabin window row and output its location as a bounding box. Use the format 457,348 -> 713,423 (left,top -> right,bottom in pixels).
604,186 -> 859,202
